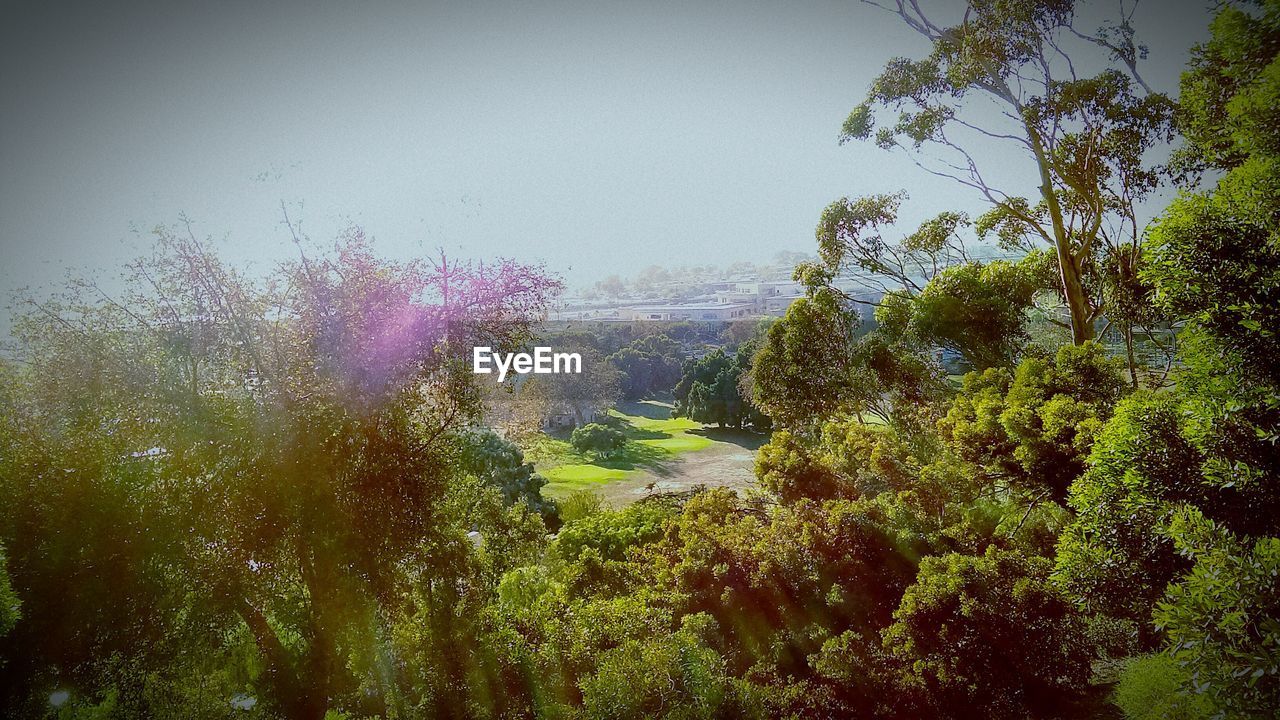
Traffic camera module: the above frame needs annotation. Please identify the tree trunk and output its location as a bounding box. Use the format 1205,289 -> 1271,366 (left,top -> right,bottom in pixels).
1124,323 -> 1139,388
1058,252 -> 1094,345
235,598 -> 326,720
1026,124 -> 1095,345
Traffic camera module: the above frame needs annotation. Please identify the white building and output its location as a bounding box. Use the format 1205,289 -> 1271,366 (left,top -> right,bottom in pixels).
623,302 -> 755,321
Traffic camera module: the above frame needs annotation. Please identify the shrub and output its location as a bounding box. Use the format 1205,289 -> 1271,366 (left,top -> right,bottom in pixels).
1113,655 -> 1213,720
883,546 -> 1092,719
554,504 -> 673,562
570,423 -> 627,457
557,490 -> 605,524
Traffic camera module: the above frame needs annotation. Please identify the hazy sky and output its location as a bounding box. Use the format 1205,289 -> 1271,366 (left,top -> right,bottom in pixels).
1,0 -> 1214,302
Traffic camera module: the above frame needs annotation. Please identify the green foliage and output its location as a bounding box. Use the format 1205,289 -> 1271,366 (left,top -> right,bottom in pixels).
1054,392 -> 1201,627
815,192 -> 910,275
579,618 -> 762,720
941,341 -> 1127,499
644,487 -> 925,685
673,344 -> 768,430
460,427 -> 556,520
1172,1 -> 1280,172
1146,0 -> 1280,447
751,290 -> 865,427
906,255 -> 1045,369
557,489 -> 606,524
570,423 -> 627,458
608,335 -> 684,400
754,429 -> 844,503
7,4 -> 1280,718
812,191 -> 1040,371
1057,9 -> 1280,715
1113,654 -> 1214,720
0,230 -> 559,717
554,503 -> 673,563
1155,509 -> 1280,719
0,543 -> 17,640
1147,165 -> 1280,387
844,0 -> 1177,343
770,200 -> 971,433
819,417 -> 921,498
883,546 -> 1092,719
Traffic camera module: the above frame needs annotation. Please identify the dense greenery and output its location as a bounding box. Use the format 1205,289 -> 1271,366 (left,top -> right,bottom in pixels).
1,2 -> 1278,719
673,342 -> 770,430
607,334 -> 685,401
460,428 -> 559,523
569,423 -> 627,458
0,544 -> 17,643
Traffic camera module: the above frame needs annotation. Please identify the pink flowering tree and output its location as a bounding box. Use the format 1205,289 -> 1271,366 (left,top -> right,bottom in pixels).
0,217 -> 560,718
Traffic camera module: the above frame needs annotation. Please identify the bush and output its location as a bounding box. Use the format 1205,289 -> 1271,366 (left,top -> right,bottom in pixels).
578,625 -> 757,720
557,490 -> 605,524
1155,509 -> 1280,719
1053,392 -> 1200,628
554,504 -> 673,563
459,428 -> 556,519
570,423 -> 627,457
1113,655 -> 1214,720
753,429 -> 843,502
883,546 -> 1092,719
939,341 -> 1127,501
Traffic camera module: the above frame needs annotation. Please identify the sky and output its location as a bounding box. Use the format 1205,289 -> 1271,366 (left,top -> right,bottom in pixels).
0,0 -> 1215,305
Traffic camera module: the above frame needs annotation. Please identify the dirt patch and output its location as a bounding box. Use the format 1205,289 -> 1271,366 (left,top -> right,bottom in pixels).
595,438 -> 760,508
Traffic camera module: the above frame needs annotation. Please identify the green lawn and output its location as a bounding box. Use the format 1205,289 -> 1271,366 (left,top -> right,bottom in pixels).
530,401 -> 716,496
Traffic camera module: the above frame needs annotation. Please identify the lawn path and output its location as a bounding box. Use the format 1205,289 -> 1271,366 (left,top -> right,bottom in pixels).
591,439 -> 760,508
532,400 -> 765,508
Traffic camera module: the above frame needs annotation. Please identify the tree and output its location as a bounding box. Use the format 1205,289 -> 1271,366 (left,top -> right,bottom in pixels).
540,346 -> 623,427
1112,654 -> 1215,720
751,290 -> 865,427
459,428 -> 556,520
1053,391 -> 1201,629
1056,5 -> 1280,713
902,252 -> 1051,369
809,191 -> 1057,371
554,502 -> 673,563
570,423 -> 627,458
0,223 -> 559,718
643,488 -> 924,684
1154,509 -> 1280,719
674,343 -> 769,430
811,193 -> 974,299
846,0 -> 1176,344
754,429 -> 846,502
883,547 -> 1092,719
607,334 -> 684,400
1140,0 -> 1280,533
484,369 -> 554,438
596,274 -> 627,298
940,341 -> 1127,501
1147,0 -> 1280,390
578,620 -> 760,720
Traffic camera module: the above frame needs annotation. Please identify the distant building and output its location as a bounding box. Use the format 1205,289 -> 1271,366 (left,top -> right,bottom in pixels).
623,302 -> 755,322
555,272 -> 896,323
764,293 -> 805,316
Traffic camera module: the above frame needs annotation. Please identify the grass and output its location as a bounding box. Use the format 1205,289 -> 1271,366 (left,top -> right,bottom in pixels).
540,464 -> 632,492
530,400 -> 718,497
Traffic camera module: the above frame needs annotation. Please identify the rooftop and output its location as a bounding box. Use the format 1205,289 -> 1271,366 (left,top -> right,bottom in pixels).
625,302 -> 755,312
